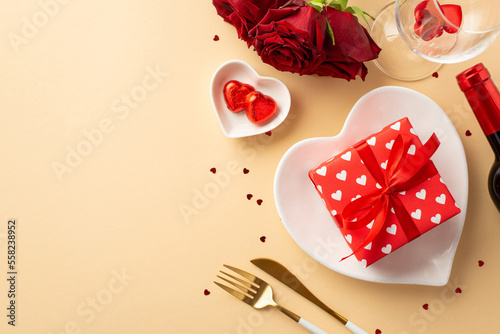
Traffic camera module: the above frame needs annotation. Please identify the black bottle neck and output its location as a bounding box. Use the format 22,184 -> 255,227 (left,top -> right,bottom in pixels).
487,130 -> 500,160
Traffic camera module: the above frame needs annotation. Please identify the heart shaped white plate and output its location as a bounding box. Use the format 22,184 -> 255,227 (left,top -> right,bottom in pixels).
274,86 -> 468,286
210,60 -> 291,138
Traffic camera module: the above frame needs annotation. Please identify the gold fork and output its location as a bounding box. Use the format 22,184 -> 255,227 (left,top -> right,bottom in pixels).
215,264 -> 329,334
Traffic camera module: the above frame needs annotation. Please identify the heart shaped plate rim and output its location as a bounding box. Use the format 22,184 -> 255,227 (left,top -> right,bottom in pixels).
274,86 -> 468,285
210,60 -> 291,138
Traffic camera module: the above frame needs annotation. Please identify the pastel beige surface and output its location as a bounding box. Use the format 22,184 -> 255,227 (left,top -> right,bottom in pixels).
0,1 -> 499,333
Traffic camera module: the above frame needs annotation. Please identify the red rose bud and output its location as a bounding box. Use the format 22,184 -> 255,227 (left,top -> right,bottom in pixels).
316,7 -> 381,81
214,0 -> 381,81
251,4 -> 326,75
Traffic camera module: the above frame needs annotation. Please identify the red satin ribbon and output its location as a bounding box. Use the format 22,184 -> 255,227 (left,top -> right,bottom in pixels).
339,133 -> 441,260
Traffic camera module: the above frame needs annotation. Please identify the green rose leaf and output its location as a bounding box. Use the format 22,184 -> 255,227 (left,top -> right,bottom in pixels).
326,20 -> 335,45
328,0 -> 348,10
344,5 -> 374,25
309,1 -> 324,11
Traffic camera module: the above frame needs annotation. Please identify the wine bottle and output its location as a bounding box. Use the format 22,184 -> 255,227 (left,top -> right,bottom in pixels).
456,63 -> 500,213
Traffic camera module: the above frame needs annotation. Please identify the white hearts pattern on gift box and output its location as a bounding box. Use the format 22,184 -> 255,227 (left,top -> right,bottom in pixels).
336,170 -> 347,181
309,118 -> 461,267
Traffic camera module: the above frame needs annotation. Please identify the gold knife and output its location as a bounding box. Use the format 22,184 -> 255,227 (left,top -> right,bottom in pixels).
251,258 -> 369,334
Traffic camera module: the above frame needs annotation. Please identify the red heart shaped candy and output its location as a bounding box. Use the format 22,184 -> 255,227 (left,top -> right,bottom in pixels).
413,0 -> 462,41
244,91 -> 277,124
441,4 -> 462,33
223,80 -> 255,113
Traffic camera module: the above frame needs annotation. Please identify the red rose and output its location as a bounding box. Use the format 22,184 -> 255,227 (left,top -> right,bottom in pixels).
251,3 -> 327,75
213,0 -> 382,81
315,7 -> 381,80
212,0 -> 289,45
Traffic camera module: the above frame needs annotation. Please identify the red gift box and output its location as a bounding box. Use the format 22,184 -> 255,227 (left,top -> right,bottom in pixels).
308,117 -> 461,267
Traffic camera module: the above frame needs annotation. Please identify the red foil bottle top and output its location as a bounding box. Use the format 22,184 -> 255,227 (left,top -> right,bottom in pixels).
457,63 -> 500,136
456,63 -> 491,91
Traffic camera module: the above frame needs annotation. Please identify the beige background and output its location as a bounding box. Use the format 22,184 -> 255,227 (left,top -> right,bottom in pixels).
0,0 -> 499,333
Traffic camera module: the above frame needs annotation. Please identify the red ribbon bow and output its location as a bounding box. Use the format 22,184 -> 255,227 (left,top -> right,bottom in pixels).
339,133 -> 441,260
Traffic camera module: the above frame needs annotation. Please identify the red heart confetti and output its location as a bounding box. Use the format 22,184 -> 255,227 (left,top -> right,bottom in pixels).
243,168 -> 249,174
375,330 -> 382,334
213,35 -> 219,41
478,260 -> 484,267
465,130 -> 472,136
257,199 -> 263,206
423,303 -> 429,310
414,0 -> 462,41
245,91 -> 277,124
223,80 -> 255,113
247,194 -> 253,200
265,131 -> 272,136
210,168 -> 216,174
260,236 -> 266,242
432,72 -> 439,78
455,287 -> 462,294
204,289 -> 210,295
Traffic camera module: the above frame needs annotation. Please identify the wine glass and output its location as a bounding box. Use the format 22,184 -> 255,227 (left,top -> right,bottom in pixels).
370,0 -> 500,81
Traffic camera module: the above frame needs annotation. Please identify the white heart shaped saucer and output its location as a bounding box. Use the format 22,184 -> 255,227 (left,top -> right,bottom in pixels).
210,60 -> 291,138
274,86 -> 468,286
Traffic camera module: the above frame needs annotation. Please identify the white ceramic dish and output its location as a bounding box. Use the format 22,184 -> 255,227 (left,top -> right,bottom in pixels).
210,60 -> 291,138
274,86 -> 468,286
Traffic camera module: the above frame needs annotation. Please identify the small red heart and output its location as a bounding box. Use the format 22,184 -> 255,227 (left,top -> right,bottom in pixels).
247,194 -> 253,200
204,289 -> 210,295
414,0 -> 462,41
465,130 -> 472,136
432,72 -> 439,78
256,199 -> 263,206
210,167 -> 216,174
245,91 -> 277,124
260,236 -> 266,242
375,330 -> 382,334
265,131 -> 272,136
455,287 -> 462,293
243,168 -> 249,174
423,303 -> 429,310
223,80 -> 255,113
478,260 -> 484,267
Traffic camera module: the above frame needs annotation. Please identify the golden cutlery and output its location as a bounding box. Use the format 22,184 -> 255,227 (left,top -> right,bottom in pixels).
251,258 -> 369,334
215,264 -> 329,334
